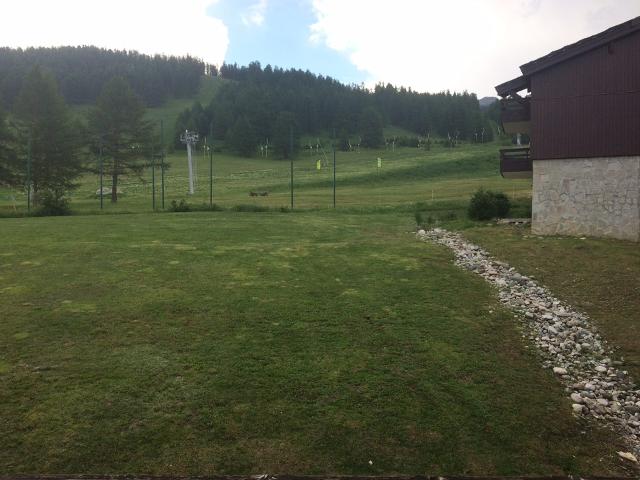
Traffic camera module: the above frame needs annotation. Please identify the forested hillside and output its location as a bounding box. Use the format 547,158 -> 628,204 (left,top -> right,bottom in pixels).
0,46 -> 213,107
0,47 -> 495,159
176,61 -> 494,155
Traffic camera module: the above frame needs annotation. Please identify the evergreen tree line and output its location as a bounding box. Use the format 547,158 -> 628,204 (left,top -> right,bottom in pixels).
175,61 -> 494,156
0,67 -> 153,210
0,46 -> 213,108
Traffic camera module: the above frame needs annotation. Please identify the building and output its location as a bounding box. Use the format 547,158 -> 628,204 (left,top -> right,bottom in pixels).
495,17 -> 640,241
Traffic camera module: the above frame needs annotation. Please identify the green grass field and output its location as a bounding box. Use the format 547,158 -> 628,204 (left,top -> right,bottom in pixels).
0,142 -> 532,216
0,211 -> 630,475
2,110 -> 638,474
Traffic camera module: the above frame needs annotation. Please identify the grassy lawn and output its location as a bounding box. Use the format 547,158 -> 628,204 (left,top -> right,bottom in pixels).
0,211 -> 631,475
464,225 -> 640,381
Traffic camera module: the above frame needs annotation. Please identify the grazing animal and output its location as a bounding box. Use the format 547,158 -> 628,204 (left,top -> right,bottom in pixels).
249,191 -> 258,197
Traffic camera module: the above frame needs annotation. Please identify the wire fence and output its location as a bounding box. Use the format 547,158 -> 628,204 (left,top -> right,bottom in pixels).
0,142 -> 532,215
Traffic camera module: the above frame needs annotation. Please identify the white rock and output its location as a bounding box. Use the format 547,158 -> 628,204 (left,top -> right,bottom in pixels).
595,365 -> 607,373
572,404 -> 584,414
617,451 -> 638,463
570,393 -> 583,403
553,367 -> 567,375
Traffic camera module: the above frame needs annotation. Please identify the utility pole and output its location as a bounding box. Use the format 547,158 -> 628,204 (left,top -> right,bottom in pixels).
181,130 -> 199,195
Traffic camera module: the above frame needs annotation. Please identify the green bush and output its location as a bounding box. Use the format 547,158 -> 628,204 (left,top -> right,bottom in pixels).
169,199 -> 191,212
34,190 -> 72,217
190,203 -> 225,212
468,188 -> 511,220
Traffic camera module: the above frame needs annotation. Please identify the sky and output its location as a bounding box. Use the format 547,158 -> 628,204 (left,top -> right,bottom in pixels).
2,0 -> 639,97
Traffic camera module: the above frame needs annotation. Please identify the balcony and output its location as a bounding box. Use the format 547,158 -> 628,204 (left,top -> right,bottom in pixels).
500,147 -> 532,179
501,97 -> 531,134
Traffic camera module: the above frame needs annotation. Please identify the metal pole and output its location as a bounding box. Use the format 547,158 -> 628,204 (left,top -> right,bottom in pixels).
151,145 -> 156,211
99,145 -> 103,210
290,126 -> 294,210
333,128 -> 336,208
209,122 -> 213,207
187,141 -> 194,195
27,129 -> 32,213
160,120 -> 165,209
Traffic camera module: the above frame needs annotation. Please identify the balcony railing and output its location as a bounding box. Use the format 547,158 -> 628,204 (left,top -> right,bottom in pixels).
500,147 -> 532,179
501,97 -> 531,134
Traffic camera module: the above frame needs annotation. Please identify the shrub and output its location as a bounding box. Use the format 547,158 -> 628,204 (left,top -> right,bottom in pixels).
169,199 -> 191,212
191,203 -> 225,212
468,188 -> 511,220
34,190 -> 72,216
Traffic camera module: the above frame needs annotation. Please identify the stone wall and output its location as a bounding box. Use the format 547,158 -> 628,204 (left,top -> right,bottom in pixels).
532,156 -> 640,241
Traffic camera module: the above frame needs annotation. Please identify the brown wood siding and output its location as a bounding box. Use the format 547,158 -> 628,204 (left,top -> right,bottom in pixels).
529,31 -> 640,160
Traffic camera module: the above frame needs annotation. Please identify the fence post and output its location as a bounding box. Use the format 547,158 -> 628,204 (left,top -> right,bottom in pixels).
209,122 -> 214,208
27,129 -> 32,213
160,120 -> 165,210
99,145 -> 103,210
333,128 -> 336,209
290,126 -> 294,210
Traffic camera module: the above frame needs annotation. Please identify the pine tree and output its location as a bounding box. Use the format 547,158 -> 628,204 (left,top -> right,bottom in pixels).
0,104 -> 18,186
14,67 -> 84,202
88,77 -> 151,202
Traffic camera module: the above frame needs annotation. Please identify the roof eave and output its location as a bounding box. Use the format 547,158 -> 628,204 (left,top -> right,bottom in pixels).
520,16 -> 640,76
495,75 -> 529,97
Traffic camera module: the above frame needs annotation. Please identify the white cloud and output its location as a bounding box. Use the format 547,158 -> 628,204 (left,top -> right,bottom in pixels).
241,0 -> 268,26
3,0 -> 639,96
310,0 -> 640,96
1,0 -> 228,65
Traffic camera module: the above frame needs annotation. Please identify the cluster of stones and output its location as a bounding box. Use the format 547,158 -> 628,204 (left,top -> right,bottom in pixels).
417,227 -> 640,459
